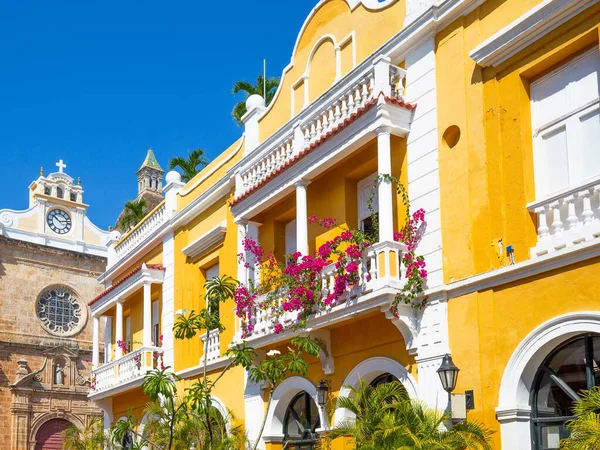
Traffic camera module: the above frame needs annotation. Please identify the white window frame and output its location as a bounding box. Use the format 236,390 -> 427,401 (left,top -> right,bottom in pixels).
104,317 -> 112,363
357,173 -> 378,231
531,48 -> 600,199
125,316 -> 131,349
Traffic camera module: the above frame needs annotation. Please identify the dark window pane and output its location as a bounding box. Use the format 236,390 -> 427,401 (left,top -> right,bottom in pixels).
535,372 -> 573,418
592,336 -> 600,387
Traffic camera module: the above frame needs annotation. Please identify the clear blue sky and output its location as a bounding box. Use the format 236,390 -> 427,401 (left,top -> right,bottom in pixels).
0,1 -> 316,229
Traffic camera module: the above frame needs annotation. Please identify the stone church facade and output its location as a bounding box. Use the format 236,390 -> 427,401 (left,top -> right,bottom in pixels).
0,161 -> 109,450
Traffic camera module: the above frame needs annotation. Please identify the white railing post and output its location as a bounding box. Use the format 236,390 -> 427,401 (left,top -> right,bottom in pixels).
243,95 -> 266,156
373,55 -> 392,97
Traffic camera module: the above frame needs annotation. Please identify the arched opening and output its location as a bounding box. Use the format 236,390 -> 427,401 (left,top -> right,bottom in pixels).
34,418 -> 71,450
307,38 -> 336,103
283,391 -> 321,449
496,312 -> 600,450
333,357 -> 418,427
56,187 -> 64,199
530,334 -> 600,449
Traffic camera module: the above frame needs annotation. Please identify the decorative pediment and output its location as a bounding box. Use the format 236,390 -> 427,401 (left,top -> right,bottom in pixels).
10,347 -> 89,390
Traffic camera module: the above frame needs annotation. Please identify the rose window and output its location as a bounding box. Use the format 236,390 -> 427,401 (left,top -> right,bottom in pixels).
37,288 -> 83,336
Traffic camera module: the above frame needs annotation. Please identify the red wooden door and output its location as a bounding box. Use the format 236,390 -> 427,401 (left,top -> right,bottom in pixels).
34,419 -> 70,450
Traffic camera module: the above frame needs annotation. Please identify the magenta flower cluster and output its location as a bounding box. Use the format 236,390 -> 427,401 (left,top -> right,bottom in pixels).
234,218 -> 373,337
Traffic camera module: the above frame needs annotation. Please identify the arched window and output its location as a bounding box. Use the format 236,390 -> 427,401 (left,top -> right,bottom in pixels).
369,372 -> 398,387
531,334 -> 600,449
56,187 -> 64,199
283,391 -> 320,449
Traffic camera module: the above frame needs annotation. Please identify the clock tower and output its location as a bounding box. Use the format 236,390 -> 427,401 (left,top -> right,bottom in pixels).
0,160 -> 108,450
0,159 -> 109,255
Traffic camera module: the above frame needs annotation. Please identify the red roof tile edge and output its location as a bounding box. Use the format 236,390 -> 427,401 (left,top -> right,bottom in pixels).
230,93 -> 416,206
89,263 -> 165,306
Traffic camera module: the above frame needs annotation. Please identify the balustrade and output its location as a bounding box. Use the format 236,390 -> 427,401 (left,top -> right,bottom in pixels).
114,203 -> 167,260
200,329 -> 221,365
236,61 -> 406,200
238,240 -> 406,340
91,346 -> 163,394
528,178 -> 600,256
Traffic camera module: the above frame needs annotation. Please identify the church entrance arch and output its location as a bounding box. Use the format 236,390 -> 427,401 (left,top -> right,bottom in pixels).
34,418 -> 71,450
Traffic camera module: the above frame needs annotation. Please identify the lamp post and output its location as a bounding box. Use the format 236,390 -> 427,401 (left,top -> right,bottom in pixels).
437,353 -> 459,394
317,380 -> 329,407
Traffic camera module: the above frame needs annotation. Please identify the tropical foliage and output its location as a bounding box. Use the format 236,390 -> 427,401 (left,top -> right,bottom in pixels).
231,74 -> 280,126
560,386 -> 600,449
328,379 -> 493,450
62,416 -> 106,450
119,198 -> 147,232
109,274 -> 322,450
169,148 -> 209,183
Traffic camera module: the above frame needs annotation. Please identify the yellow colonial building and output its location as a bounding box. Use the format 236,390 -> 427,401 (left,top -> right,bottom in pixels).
89,0 -> 600,449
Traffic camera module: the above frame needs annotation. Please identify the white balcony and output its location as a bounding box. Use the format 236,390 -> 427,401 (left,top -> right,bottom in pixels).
200,329 -> 221,365
232,56 -> 412,213
115,202 -> 167,260
90,346 -> 163,397
528,176 -> 600,257
237,241 -> 407,343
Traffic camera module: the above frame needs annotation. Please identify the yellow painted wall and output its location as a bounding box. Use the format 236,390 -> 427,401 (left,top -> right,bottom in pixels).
177,138 -> 243,211
436,2 -> 600,282
173,192 -> 240,374
112,386 -> 149,424
253,135 -> 407,259
448,256 -> 600,447
258,0 -> 406,142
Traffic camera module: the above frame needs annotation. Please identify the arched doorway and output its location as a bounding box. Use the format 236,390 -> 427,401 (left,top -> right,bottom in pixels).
283,391 -> 321,449
34,419 -> 70,450
531,334 -> 600,449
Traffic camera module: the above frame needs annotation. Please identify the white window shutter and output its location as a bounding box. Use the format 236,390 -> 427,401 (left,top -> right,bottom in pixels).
285,220 -> 297,255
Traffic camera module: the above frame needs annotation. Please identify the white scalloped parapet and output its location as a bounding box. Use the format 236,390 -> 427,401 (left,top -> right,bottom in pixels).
346,0 -> 399,10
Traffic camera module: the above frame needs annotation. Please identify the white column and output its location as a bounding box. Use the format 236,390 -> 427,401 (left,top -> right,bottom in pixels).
295,181 -> 309,255
236,220 -> 248,284
377,128 -> 394,242
92,315 -> 100,368
143,282 -> 152,347
115,300 -> 124,358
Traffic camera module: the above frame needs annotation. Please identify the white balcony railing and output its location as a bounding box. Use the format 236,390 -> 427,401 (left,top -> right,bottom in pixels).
200,329 -> 221,365
115,203 -> 167,260
528,177 -> 600,257
91,346 -> 163,394
240,241 -> 406,339
236,61 -> 406,200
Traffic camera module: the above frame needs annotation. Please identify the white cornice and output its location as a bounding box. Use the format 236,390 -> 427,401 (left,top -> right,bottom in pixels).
438,236 -> 600,299
91,265 -> 165,315
470,0 -> 600,68
181,222 -> 227,258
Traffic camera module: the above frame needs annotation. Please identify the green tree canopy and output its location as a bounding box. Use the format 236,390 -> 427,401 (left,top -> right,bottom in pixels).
231,74 -> 280,126
168,148 -> 209,183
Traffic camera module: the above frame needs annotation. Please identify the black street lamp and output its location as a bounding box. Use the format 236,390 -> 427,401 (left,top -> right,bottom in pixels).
317,380 -> 329,407
437,354 -> 460,393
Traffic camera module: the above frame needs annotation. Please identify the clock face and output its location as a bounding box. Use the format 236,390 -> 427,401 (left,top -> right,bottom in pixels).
47,209 -> 72,234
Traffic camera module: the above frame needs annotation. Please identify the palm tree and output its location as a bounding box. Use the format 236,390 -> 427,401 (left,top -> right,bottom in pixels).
232,74 -> 280,126
63,416 -> 106,450
168,149 -> 209,183
329,380 -> 493,450
119,199 -> 147,232
560,386 -> 600,449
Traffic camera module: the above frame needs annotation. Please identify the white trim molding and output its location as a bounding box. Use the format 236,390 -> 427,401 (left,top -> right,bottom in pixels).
496,311 -> 600,450
333,357 -> 419,426
262,376 -> 326,445
181,222 -> 227,258
470,0 -> 600,67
